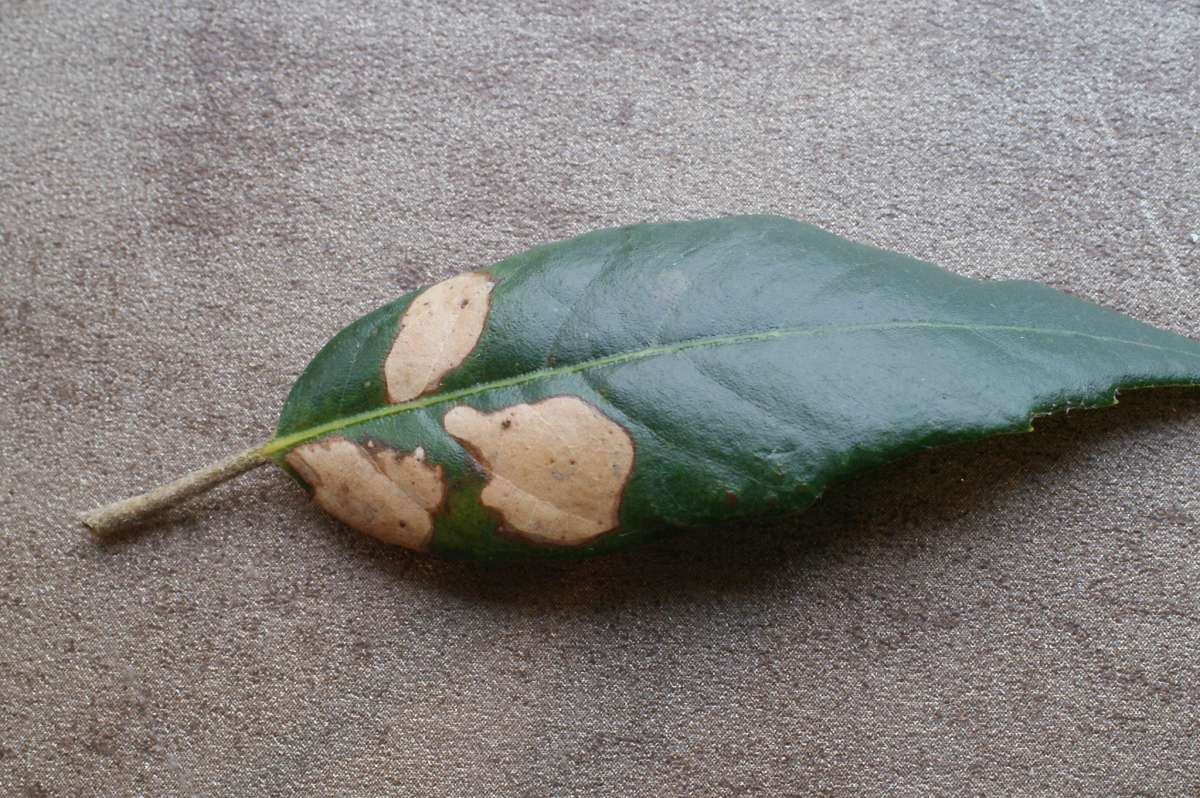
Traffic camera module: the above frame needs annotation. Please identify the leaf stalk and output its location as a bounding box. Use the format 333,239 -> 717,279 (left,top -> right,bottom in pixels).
80,443 -> 272,538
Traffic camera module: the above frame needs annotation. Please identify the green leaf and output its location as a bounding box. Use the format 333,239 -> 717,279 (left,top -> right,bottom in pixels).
266,215 -> 1200,560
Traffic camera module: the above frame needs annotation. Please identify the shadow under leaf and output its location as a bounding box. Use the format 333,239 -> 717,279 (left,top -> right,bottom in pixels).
397,386 -> 1200,611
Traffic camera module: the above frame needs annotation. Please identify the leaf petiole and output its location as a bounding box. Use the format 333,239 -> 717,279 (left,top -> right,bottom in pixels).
80,443 -> 272,538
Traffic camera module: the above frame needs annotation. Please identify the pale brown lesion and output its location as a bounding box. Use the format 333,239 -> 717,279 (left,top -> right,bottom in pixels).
383,272 -> 496,403
443,396 -> 636,546
284,436 -> 445,550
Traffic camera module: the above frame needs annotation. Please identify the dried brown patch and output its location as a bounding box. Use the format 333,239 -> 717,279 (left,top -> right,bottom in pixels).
284,436 -> 445,550
443,396 -> 635,546
384,272 -> 495,403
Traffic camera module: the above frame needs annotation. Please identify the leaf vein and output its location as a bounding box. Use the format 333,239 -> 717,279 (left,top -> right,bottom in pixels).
264,321 -> 1200,455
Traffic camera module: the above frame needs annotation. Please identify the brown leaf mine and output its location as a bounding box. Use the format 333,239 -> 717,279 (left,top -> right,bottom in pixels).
284,437 -> 445,550
443,396 -> 635,546
384,272 -> 496,403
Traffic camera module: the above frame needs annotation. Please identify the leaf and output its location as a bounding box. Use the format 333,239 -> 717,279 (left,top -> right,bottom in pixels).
265,216 -> 1200,559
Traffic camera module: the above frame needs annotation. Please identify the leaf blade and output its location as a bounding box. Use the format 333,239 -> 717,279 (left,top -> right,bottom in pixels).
272,216 -> 1200,559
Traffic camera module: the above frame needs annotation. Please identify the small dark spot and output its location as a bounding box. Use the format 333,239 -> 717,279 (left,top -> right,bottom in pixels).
460,298 -> 470,308
569,459 -> 576,465
399,521 -> 407,527
725,491 -> 738,505
501,419 -> 512,429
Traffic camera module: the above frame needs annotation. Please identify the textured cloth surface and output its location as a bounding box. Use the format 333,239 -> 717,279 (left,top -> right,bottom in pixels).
3,1 -> 1200,795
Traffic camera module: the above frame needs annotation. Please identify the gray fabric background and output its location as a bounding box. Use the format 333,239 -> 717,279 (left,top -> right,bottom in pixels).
2,1 -> 1199,795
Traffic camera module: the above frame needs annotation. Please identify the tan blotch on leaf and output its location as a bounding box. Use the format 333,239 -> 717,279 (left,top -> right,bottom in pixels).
384,272 -> 496,403
284,437 -> 445,550
443,396 -> 635,546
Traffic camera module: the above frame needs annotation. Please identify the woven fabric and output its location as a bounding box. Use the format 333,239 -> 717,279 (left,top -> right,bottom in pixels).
2,1 -> 1198,794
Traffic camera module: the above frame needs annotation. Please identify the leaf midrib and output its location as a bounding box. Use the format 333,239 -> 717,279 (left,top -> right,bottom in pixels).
262,320 -> 1200,456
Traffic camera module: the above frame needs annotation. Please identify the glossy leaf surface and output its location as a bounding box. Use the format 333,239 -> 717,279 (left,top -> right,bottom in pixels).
268,216 -> 1200,559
